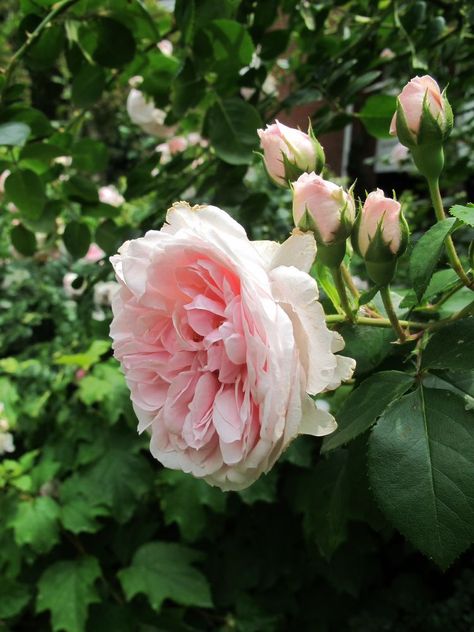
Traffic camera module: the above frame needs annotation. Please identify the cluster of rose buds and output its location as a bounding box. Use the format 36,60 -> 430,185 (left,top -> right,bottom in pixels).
258,123 -> 407,278
258,75 -> 451,284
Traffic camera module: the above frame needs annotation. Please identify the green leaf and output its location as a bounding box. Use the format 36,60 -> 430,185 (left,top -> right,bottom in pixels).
336,324 -> 395,375
201,19 -> 254,84
63,221 -> 91,258
118,542 -> 213,611
63,175 -> 99,202
205,98 -> 261,165
449,203 -> 474,227
95,220 -> 125,255
10,496 -> 60,553
77,361 -> 129,423
72,138 -> 108,172
312,260 -> 341,309
55,340 -> 110,370
409,218 -> 457,302
359,94 -> 396,139
74,432 -> 152,523
422,317 -> 474,371
5,169 -> 46,219
91,18 -> 136,68
10,224 -> 37,256
0,576 -> 30,618
71,64 -> 105,108
36,557 -> 101,632
290,451 -> 351,559
368,386 -> 474,569
322,371 -> 414,452
26,23 -> 65,70
158,470 -> 226,542
400,268 -> 459,308
358,284 -> 380,306
0,121 -> 30,146
422,370 -> 474,411
60,496 -> 108,535
19,141 -> 64,174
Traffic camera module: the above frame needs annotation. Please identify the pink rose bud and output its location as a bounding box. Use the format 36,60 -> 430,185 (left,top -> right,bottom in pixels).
292,173 -> 355,245
390,75 -> 453,149
257,120 -> 325,187
353,189 -> 409,286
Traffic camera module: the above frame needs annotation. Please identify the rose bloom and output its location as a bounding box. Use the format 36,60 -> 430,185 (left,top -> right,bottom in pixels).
110,203 -> 354,490
83,243 -> 105,263
390,75 -> 444,136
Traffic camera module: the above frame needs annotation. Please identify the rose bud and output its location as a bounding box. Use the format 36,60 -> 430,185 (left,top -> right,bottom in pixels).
257,121 -> 325,187
390,75 -> 453,179
292,172 -> 355,267
352,189 -> 409,286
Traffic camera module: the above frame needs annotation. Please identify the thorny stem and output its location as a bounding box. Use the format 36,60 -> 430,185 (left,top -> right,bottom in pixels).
341,263 -> 360,299
380,285 -> 407,342
427,178 -> 473,289
325,302 -> 473,333
331,266 -> 355,323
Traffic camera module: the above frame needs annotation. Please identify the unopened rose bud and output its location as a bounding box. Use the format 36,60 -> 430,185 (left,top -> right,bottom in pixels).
352,188 -> 409,286
390,75 -> 453,180
292,172 -> 355,267
257,121 -> 325,187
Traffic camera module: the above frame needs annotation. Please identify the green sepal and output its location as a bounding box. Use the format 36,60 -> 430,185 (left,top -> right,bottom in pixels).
364,221 -> 395,263
418,93 -> 444,146
411,144 -> 444,181
394,97 -> 417,148
307,120 -> 325,174
351,200 -> 363,257
316,241 -> 347,268
282,151 -> 305,186
441,88 -> 453,140
365,259 -> 398,286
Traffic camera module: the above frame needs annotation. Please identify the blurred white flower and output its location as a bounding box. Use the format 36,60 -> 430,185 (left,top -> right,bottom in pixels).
157,39 -> 173,56
94,281 -> 119,306
99,185 -> 124,207
63,272 -> 85,298
380,48 -> 395,60
0,432 -> 15,455
54,156 -> 72,167
0,170 -> 10,196
127,85 -> 175,137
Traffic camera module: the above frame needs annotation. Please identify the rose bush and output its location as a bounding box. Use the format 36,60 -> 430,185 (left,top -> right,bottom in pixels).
110,203 -> 354,489
1,1 -> 474,630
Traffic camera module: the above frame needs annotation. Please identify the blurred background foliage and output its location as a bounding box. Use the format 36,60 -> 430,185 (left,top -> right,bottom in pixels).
0,0 -> 473,630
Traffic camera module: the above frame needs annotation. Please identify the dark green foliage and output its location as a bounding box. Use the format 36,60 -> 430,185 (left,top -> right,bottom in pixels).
0,0 -> 473,630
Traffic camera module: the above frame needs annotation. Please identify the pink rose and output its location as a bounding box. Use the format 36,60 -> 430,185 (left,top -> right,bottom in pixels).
167,136 -> 188,155
110,203 -> 354,490
390,75 -> 445,137
292,172 -> 355,245
84,243 -> 105,263
355,189 -> 406,258
257,121 -> 324,187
